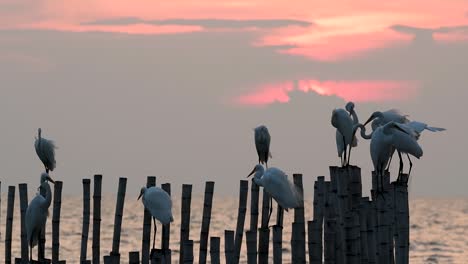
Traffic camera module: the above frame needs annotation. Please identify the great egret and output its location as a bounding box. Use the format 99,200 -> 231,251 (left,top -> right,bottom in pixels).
247,164 -> 302,227
254,125 -> 272,168
335,102 -> 359,166
355,122 -> 423,188
34,128 -> 57,173
26,172 -> 55,262
363,111 -> 445,176
138,186 -> 174,251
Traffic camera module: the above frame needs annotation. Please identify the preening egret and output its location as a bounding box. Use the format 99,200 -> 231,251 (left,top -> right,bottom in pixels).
26,172 -> 55,262
254,125 -> 272,168
138,186 -> 174,251
332,102 -> 360,166
355,122 -> 423,189
247,164 -> 302,227
35,128 -> 57,173
363,110 -> 445,176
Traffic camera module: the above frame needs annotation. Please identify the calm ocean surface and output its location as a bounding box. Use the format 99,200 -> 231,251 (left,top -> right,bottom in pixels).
1,196 -> 467,263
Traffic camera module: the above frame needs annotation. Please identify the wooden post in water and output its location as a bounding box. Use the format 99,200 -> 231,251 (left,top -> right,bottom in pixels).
210,237 -> 220,264
258,189 -> 270,264
291,174 -> 306,264
246,230 -> 257,264
161,183 -> 172,262
129,252 -> 140,264
179,184 -> 192,264
109,177 -> 127,263
5,186 -> 15,264
18,183 -> 29,263
224,230 -> 235,264
394,174 -> 409,264
141,176 -> 156,264
52,181 -> 64,263
183,240 -> 194,264
233,180 -> 249,264
80,179 -> 91,264
198,181 -> 215,264
92,175 -> 102,264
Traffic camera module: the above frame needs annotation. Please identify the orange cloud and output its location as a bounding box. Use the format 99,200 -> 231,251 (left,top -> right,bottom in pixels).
235,79 -> 419,106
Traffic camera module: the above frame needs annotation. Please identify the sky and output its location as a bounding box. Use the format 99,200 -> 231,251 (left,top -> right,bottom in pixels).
0,0 -> 467,198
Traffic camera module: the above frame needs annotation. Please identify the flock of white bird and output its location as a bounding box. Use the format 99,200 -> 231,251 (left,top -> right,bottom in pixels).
24,103 -> 444,260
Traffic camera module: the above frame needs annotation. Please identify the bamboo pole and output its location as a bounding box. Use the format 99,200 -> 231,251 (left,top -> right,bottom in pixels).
224,230 -> 235,264
348,166 -> 362,210
330,167 -> 346,263
5,186 -> 15,264
367,199 -> 378,264
80,179 -> 91,263
179,184 -> 192,264
92,174 -> 102,264
272,226 -> 282,264
324,219 -> 336,264
258,189 -> 270,264
233,180 -> 249,264
246,230 -> 257,264
183,240 -> 194,264
345,211 -> 361,264
141,176 -> 156,264
161,183 -> 172,262
109,177 -> 127,263
395,174 -> 409,264
210,237 -> 220,264
198,181 -> 215,264
18,183 -> 29,262
292,174 -> 306,264
250,181 -> 260,231
312,176 -> 325,263
52,181 -> 64,263
308,220 -> 321,264
129,252 -> 139,264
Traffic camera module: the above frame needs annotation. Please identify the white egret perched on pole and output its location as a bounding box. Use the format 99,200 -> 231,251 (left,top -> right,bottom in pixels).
26,172 -> 55,262
254,125 -> 272,168
332,102 -> 360,167
334,102 -> 359,166
138,186 -> 174,251
363,110 -> 445,176
247,164 -> 302,227
34,128 -> 57,174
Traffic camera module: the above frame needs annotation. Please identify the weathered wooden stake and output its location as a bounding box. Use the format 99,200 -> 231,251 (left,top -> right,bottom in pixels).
161,183 -> 172,262
183,240 -> 194,264
272,226 -> 282,264
141,176 -> 156,264
359,198 -> 370,264
210,237 -> 220,264
198,181 -> 215,264
129,252 -> 140,264
308,220 -> 322,264
292,174 -> 306,264
109,177 -> 127,263
324,219 -> 336,264
92,175 -> 102,264
250,181 -> 260,231
233,180 -> 249,264
258,189 -> 270,264
246,230 -> 257,264
5,186 -> 15,264
179,184 -> 192,264
395,174 -> 409,264
312,176 -> 325,263
224,230 -> 235,264
80,179 -> 91,264
367,200 -> 377,264
52,181 -> 64,263
19,183 -> 29,263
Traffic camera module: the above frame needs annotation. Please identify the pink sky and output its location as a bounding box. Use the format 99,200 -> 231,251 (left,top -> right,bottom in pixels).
2,0 -> 467,105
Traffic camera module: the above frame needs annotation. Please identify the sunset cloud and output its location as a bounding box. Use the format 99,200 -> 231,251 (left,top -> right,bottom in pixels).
235,80 -> 419,106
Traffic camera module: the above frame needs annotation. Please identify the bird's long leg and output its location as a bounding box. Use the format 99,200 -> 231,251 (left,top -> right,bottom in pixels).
407,154 -> 413,178
347,145 -> 352,167
267,197 -> 273,227
342,136 -> 347,167
152,217 -> 157,250
397,151 -> 404,182
340,155 -> 343,167
30,242 -> 32,263
386,153 -> 393,170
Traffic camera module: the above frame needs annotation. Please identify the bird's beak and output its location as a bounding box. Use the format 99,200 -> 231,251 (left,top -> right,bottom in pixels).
46,176 -> 55,184
247,167 -> 256,178
137,193 -> 142,201
363,114 -> 375,127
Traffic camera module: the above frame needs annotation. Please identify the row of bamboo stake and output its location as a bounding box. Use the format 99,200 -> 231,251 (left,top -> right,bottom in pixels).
0,165 -> 409,263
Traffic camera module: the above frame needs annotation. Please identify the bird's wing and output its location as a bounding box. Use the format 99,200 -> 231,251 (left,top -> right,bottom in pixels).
335,130 -> 345,157
255,127 -> 271,163
144,187 -> 173,224
384,109 -> 409,123
263,169 -> 301,209
407,121 -> 446,133
26,195 -> 47,248
390,127 -> 423,158
42,138 -> 57,170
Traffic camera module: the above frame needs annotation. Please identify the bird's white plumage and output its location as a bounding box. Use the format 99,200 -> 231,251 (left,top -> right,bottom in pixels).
251,165 -> 302,210
254,125 -> 272,166
140,187 -> 174,225
335,103 -> 359,158
34,128 -> 57,172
